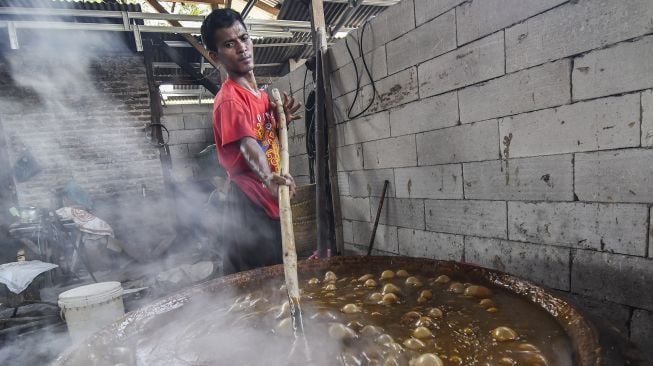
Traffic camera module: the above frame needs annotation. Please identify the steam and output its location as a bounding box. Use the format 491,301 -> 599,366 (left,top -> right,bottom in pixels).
0,18 -> 291,366
0,30 -> 165,207
52,284 -> 344,366
0,24 -> 172,364
0,3 -> 317,364
128,289 -> 341,366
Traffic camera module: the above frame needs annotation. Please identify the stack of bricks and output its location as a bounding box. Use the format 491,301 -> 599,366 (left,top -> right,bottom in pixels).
273,0 -> 653,357
161,104 -> 216,181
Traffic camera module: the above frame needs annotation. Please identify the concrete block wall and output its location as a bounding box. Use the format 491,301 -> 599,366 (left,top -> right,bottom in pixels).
161,104 -> 215,181
268,68 -> 312,185
274,0 -> 653,356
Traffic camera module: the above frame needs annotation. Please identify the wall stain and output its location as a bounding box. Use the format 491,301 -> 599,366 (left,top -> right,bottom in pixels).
502,133 -> 513,185
576,66 -> 590,74
456,50 -> 474,60
493,256 -> 506,272
540,174 -> 554,188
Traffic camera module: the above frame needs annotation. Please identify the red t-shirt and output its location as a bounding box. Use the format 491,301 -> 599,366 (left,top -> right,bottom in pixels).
212,78 -> 281,219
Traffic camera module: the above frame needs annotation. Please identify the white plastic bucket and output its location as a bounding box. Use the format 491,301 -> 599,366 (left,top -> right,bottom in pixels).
58,281 -> 125,343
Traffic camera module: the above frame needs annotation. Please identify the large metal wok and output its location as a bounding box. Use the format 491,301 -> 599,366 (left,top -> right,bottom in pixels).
55,256 -> 601,366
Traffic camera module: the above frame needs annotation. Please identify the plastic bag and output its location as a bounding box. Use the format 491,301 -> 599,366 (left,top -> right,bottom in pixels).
0,260 -> 58,294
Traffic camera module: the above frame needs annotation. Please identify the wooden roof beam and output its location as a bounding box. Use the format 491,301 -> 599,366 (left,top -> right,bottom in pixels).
144,0 -> 224,82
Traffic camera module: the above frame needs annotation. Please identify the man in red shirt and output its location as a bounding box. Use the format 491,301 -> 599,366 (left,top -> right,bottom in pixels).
201,9 -> 301,274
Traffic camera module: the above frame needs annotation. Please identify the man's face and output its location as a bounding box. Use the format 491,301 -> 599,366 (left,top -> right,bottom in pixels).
210,21 -> 254,76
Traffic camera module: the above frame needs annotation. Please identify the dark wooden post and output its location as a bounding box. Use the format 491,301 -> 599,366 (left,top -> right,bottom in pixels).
309,0 -> 329,257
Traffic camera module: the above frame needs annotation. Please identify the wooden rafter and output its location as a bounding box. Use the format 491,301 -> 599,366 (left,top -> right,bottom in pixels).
145,0 -> 221,71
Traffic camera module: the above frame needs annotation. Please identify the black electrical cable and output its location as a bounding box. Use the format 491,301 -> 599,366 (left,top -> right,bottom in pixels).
303,63 -> 316,182
306,94 -> 316,183
147,123 -> 170,146
345,21 -> 378,120
303,65 -> 310,112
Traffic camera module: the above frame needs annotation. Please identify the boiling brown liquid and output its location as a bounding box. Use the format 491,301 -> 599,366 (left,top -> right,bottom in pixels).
300,270 -> 572,366
68,268 -> 573,366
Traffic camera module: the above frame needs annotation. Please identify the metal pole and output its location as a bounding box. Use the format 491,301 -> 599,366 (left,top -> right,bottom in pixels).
367,180 -> 389,256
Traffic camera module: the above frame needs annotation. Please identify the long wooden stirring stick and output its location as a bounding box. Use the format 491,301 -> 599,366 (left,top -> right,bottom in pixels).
271,88 -> 305,335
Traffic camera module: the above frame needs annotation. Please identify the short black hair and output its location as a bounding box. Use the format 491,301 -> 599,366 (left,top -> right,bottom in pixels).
201,9 -> 247,52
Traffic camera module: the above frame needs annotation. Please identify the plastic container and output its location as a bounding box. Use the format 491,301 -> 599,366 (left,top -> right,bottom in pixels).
58,281 -> 125,343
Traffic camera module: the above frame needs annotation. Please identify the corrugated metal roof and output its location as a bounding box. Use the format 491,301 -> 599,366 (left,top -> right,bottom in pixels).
0,0 -> 393,101
256,0 -> 387,77
0,0 -> 141,12
279,0 -> 384,28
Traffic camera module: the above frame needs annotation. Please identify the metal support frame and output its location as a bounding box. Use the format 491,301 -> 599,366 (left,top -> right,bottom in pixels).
328,0 -> 399,5
152,61 -> 283,68
0,7 -> 331,30
133,23 -> 143,52
241,0 -> 258,19
121,11 -> 130,31
164,40 -> 328,48
331,0 -> 363,37
0,19 -> 295,51
198,57 -> 205,103
159,40 -> 220,95
7,21 -> 17,49
0,7 -> 354,51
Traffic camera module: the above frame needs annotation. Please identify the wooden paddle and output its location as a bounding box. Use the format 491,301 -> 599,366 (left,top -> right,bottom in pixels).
270,88 -> 304,335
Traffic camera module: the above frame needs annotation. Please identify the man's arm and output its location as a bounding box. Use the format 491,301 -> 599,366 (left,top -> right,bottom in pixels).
239,137 -> 296,197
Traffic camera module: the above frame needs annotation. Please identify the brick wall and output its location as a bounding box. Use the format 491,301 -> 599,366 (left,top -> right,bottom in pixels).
163,97 -> 307,184
161,104 -> 215,181
0,50 -> 165,208
274,0 -> 653,357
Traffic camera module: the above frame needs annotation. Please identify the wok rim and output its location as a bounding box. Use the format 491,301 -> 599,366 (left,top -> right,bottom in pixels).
55,255 -> 601,366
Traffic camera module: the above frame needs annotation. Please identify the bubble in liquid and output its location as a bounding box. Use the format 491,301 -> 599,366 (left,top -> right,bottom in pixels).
491,326 -> 518,342
396,269 -> 410,277
464,285 -> 492,298
403,337 -> 426,351
380,270 -> 396,280
412,326 -> 433,339
433,275 -> 450,284
410,353 -> 444,366
341,303 -> 362,314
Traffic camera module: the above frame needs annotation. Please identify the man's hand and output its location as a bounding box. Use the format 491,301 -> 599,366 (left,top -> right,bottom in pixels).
264,173 -> 297,198
270,91 -> 302,126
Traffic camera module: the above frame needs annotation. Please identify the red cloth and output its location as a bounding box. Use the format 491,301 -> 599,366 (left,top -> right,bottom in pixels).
212,78 -> 281,219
